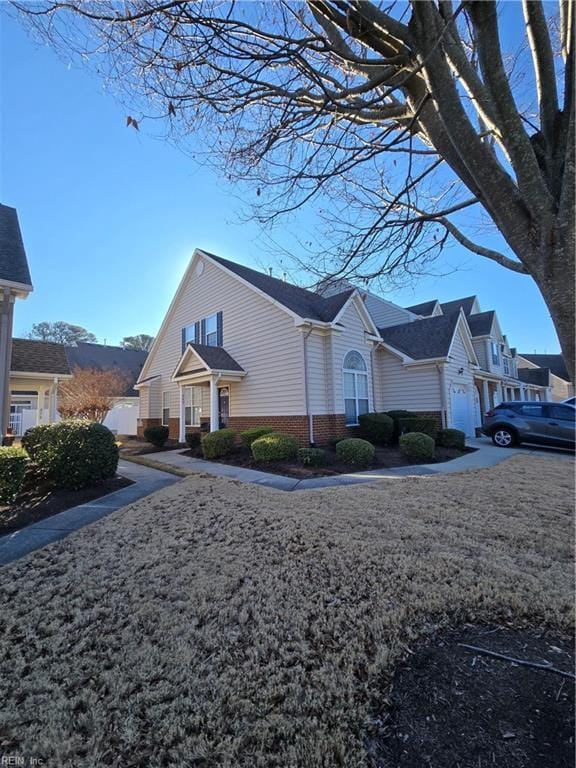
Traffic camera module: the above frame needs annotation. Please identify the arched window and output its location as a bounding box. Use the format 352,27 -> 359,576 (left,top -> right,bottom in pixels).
343,351 -> 369,425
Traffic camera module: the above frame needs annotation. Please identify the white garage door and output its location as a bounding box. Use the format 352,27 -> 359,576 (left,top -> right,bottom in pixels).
451,383 -> 472,437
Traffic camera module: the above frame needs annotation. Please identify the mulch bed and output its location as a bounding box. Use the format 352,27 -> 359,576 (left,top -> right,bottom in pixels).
0,473 -> 134,536
180,443 -> 472,478
367,625 -> 575,768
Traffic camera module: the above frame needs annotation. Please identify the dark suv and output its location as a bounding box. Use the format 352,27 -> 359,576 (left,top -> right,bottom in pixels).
482,401 -> 575,449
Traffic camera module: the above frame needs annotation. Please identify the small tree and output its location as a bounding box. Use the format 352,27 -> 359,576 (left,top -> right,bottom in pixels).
58,366 -> 128,423
120,334 -> 154,352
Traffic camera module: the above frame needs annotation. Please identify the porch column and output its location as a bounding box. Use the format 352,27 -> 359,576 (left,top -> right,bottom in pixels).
178,385 -> 186,443
209,376 -> 219,432
481,380 -> 490,412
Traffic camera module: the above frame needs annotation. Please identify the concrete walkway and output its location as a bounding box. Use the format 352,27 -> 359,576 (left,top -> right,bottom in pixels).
142,437 -> 574,492
0,460 -> 179,567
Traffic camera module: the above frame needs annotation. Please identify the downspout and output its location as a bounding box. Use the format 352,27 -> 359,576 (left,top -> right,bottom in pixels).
437,363 -> 448,428
302,325 -> 314,445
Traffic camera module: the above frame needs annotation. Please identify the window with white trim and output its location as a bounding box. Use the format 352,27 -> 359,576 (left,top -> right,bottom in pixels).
490,341 -> 500,366
184,386 -> 202,426
205,313 -> 218,346
162,391 -> 170,426
503,357 -> 510,375
343,350 -> 369,426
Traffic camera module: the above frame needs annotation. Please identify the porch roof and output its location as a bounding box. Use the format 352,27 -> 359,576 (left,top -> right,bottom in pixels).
172,343 -> 246,381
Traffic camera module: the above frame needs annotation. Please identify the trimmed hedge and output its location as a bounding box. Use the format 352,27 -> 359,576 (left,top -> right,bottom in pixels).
399,432 -> 435,462
252,432 -> 298,462
240,426 -> 274,448
385,410 -> 414,443
398,416 -> 438,440
436,428 -> 466,450
358,412 -> 394,446
297,447 -> 327,467
185,432 -> 201,451
202,428 -> 236,460
22,420 -> 118,490
335,438 -> 375,468
143,425 -> 169,448
0,446 -> 28,503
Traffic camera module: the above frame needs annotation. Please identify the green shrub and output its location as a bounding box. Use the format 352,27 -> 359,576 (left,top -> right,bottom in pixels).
251,432 -> 298,462
297,447 -> 327,467
0,446 -> 28,503
335,438 -> 375,468
399,432 -> 435,462
23,420 -> 118,490
240,426 -> 274,448
385,410 -> 415,443
358,412 -> 394,445
143,425 -> 169,448
436,428 -> 466,450
398,416 -> 438,439
185,432 -> 201,450
201,428 -> 236,459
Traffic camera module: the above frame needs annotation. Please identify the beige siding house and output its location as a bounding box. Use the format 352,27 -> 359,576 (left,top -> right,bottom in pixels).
140,250 -> 540,444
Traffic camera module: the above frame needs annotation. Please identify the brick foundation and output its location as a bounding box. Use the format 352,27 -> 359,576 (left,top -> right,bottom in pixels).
225,414 -> 350,446
411,411 -> 444,430
137,418 -> 161,438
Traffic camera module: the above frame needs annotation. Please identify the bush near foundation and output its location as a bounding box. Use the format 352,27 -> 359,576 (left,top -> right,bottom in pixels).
0,446 -> 28,503
202,428 -> 236,459
399,432 -> 435,462
398,416 -> 438,440
385,410 -> 415,443
185,432 -> 201,451
297,447 -> 327,467
240,427 -> 274,448
22,420 -> 118,489
358,412 -> 394,445
143,425 -> 169,448
335,438 -> 375,468
251,432 -> 298,462
436,428 -> 466,450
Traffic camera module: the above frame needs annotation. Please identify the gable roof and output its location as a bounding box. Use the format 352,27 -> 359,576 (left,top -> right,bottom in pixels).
519,353 -> 571,381
466,310 -> 496,337
66,342 -> 148,397
185,343 -> 244,373
404,300 -> 438,317
440,296 -> 477,316
378,312 -> 460,360
518,367 -> 550,387
11,338 -> 70,376
204,252 -> 354,322
0,204 -> 33,289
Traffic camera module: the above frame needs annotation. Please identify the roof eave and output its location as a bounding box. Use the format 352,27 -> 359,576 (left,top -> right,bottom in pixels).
0,278 -> 33,299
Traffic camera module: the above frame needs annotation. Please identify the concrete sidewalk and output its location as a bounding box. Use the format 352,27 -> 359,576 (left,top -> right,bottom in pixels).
0,460 -> 180,567
142,437 -> 574,492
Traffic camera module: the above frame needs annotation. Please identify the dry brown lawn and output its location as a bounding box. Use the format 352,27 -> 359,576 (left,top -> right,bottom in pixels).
0,455 -> 573,767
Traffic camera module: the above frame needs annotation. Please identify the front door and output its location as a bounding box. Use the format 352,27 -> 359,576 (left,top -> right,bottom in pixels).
218,387 -> 230,428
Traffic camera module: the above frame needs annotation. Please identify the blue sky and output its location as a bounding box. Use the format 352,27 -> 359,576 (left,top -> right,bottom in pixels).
0,9 -> 560,353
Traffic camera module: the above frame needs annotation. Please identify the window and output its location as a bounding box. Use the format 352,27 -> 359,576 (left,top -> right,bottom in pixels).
547,405 -> 575,422
205,313 -> 218,346
343,351 -> 369,426
519,404 -> 543,418
184,386 -> 202,426
162,392 -> 170,426
491,341 -> 500,366
503,357 -> 510,375
182,323 -> 199,353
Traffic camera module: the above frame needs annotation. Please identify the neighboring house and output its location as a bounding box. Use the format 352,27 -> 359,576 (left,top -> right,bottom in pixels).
1,204 -> 33,439
136,249 -> 509,443
65,342 -> 148,434
8,340 -> 147,436
517,354 -> 574,402
9,339 -> 71,436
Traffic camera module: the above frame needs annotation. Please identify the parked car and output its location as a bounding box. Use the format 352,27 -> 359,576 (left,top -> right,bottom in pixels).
562,396 -> 575,406
482,401 -> 575,449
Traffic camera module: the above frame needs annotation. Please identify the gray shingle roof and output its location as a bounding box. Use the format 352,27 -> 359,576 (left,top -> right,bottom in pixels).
378,312 -> 460,360
11,338 -> 70,375
0,204 -> 32,287
185,343 -> 244,372
519,354 -> 570,381
466,310 -> 496,337
66,342 -> 148,397
518,367 -> 550,387
204,252 -> 354,322
440,296 -> 477,316
404,300 -> 438,316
